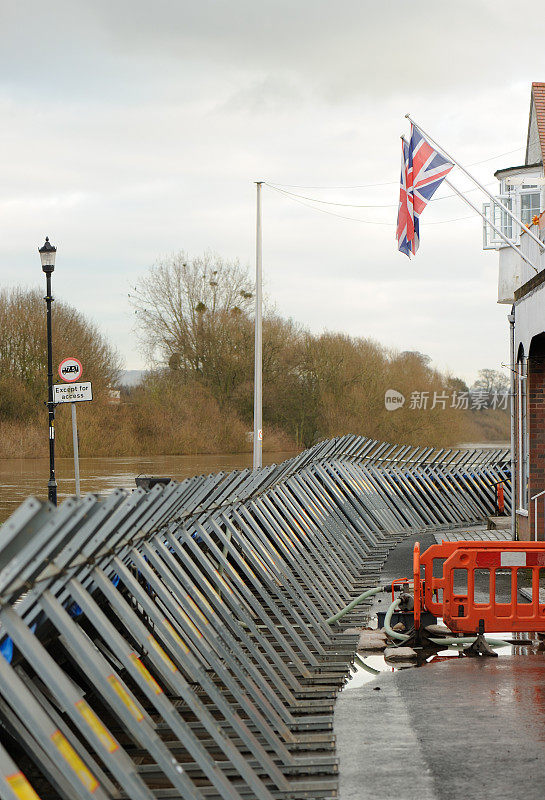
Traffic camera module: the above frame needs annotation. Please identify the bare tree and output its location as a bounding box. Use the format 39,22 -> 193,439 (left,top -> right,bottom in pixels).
471,368 -> 509,395
130,251 -> 253,365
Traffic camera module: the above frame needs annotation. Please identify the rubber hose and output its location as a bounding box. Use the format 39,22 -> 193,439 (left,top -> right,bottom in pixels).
326,586 -> 383,625
384,598 -> 410,641
354,654 -> 380,675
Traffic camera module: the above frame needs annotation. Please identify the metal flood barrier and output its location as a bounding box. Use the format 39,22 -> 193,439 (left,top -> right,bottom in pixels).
0,436 -> 510,800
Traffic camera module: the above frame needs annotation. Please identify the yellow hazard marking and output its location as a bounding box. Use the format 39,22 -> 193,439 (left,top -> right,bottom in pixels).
163,619 -> 190,653
147,635 -> 177,673
206,581 -> 223,601
107,674 -> 144,721
50,730 -> 98,793
6,772 -> 41,800
75,701 -> 118,753
230,568 -> 244,584
129,653 -> 163,694
254,553 -> 269,572
178,607 -> 203,639
255,542 -> 274,566
187,595 -> 209,624
213,569 -> 233,594
243,560 -> 258,581
194,587 -> 214,614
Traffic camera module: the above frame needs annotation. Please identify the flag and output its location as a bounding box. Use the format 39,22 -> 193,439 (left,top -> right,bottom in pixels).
396,136 -> 413,257
397,124 -> 454,257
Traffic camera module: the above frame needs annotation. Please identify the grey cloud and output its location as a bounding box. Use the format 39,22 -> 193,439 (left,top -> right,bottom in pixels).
220,75 -> 305,114
1,0 -> 541,104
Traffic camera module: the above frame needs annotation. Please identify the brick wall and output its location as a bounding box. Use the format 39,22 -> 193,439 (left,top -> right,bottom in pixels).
528,349 -> 545,540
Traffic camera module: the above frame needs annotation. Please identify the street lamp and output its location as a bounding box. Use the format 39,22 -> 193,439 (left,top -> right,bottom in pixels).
39,236 -> 57,506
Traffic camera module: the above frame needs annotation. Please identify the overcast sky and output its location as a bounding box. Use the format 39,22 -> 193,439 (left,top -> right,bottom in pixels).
1,0 -> 543,383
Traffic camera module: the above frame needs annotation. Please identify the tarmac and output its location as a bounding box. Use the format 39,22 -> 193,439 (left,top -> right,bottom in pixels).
334,530 -> 545,800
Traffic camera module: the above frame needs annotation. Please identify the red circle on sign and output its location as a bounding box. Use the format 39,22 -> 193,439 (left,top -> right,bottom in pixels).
58,357 -> 83,382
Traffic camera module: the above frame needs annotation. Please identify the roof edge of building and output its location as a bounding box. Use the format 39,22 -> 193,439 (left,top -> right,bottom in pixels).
494,162 -> 542,178
526,82 -> 545,166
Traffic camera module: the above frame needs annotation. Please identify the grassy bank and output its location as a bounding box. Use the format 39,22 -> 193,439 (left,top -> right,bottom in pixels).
0,383 -> 294,459
0,393 -> 509,460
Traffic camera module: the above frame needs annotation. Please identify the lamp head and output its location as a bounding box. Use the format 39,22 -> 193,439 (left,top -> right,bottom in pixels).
39,237 -> 56,273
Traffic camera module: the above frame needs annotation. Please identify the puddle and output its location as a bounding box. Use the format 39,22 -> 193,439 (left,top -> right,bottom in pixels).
344,655 -> 395,690
344,625 -> 538,690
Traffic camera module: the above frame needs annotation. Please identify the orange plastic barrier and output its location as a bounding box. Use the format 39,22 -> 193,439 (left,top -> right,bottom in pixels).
414,540 -> 545,634
413,542 -> 421,629
497,483 -> 505,515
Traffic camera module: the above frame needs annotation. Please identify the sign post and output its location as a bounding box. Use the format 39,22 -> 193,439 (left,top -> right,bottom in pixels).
71,402 -> 81,497
56,358 -> 91,499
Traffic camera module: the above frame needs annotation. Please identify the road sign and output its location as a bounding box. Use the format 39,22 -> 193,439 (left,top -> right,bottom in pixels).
53,382 -> 93,404
58,357 -> 83,382
53,376 -> 91,500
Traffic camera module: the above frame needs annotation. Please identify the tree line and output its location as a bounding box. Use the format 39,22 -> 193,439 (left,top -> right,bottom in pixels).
0,252 -> 510,458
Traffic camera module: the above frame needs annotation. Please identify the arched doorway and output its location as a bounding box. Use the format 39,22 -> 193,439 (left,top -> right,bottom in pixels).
526,334 -> 545,539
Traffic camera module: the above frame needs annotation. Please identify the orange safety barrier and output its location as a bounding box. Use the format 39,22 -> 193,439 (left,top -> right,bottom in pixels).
414,540 -> 545,634
489,479 -> 506,516
497,483 -> 505,515
413,542 -> 421,630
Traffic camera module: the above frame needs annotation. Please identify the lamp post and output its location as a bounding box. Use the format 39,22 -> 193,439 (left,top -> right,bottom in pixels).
39,236 -> 57,506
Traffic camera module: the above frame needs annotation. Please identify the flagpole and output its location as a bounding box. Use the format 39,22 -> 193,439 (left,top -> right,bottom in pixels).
444,178 -> 540,273
253,181 -> 263,470
406,114 -> 545,253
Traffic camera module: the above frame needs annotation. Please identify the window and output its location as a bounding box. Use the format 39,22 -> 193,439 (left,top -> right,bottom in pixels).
482,175 -> 543,250
482,196 -> 513,248
521,191 -> 541,225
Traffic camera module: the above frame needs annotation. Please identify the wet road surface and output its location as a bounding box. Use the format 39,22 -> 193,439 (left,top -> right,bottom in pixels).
336,654 -> 545,800
336,530 -> 545,799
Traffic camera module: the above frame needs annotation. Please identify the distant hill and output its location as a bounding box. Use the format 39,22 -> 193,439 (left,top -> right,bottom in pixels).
119,369 -> 145,387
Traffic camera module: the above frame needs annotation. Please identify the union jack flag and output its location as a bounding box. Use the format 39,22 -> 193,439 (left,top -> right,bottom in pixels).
397,125 -> 454,257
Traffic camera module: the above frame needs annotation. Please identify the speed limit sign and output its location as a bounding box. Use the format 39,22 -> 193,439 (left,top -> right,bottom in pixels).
58,357 -> 83,383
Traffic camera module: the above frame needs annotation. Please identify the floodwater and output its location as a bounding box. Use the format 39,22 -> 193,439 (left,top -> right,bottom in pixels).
345,639 -> 521,690
0,451 -> 299,525
0,441 -> 507,525
343,611 -> 528,690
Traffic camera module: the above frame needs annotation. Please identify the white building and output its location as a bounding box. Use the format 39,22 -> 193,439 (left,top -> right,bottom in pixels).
485,82 -> 545,539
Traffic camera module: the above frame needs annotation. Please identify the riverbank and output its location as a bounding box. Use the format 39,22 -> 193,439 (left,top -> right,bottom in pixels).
0,397 -> 295,458
0,406 -> 510,461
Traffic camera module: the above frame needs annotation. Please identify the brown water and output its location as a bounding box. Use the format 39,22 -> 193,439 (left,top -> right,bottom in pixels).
0,452 -> 299,524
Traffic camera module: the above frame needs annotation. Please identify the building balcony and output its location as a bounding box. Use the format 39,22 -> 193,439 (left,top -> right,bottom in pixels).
481,165 -> 545,303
